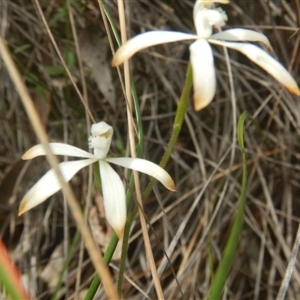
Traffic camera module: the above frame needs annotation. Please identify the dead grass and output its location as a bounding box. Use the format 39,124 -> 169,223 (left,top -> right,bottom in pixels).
1,0 -> 300,299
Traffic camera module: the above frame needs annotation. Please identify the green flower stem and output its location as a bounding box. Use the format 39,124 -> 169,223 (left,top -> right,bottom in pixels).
143,62 -> 192,196
208,112 -> 248,300
117,214 -> 131,293
93,162 -> 101,192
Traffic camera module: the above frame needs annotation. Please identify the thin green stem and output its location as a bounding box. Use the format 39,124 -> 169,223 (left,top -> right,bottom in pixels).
117,217 -> 131,294
207,112 -> 248,300
143,63 -> 192,198
93,162 -> 101,192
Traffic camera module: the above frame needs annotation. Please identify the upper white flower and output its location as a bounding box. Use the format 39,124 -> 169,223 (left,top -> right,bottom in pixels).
112,0 -> 300,110
19,121 -> 176,237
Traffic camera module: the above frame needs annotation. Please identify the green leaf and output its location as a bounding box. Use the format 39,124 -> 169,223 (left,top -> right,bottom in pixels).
13,44 -> 31,54
208,111 -> 249,300
43,65 -> 66,76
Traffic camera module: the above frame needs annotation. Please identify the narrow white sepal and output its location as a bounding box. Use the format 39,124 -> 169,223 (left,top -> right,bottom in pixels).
189,40 -> 216,111
210,29 -> 272,51
112,31 -> 197,66
22,143 -> 95,160
105,157 -> 176,191
210,40 -> 300,95
99,160 -> 126,238
19,159 -> 97,215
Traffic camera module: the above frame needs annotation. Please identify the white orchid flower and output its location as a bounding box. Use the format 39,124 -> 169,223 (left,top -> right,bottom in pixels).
112,0 -> 300,111
19,121 -> 176,237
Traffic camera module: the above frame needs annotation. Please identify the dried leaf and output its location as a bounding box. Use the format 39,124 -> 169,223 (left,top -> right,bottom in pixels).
80,30 -> 116,108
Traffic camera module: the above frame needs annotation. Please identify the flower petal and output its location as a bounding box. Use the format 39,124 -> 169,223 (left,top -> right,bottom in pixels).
89,122 -> 113,158
22,143 -> 95,160
19,159 -> 97,215
194,7 -> 227,38
189,40 -> 216,110
210,29 -> 272,51
99,160 -> 126,238
209,40 -> 300,96
112,31 -> 197,66
105,157 -> 176,191
195,0 -> 229,6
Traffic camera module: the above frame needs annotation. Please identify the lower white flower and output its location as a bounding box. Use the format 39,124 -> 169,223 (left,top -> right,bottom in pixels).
19,121 -> 176,237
